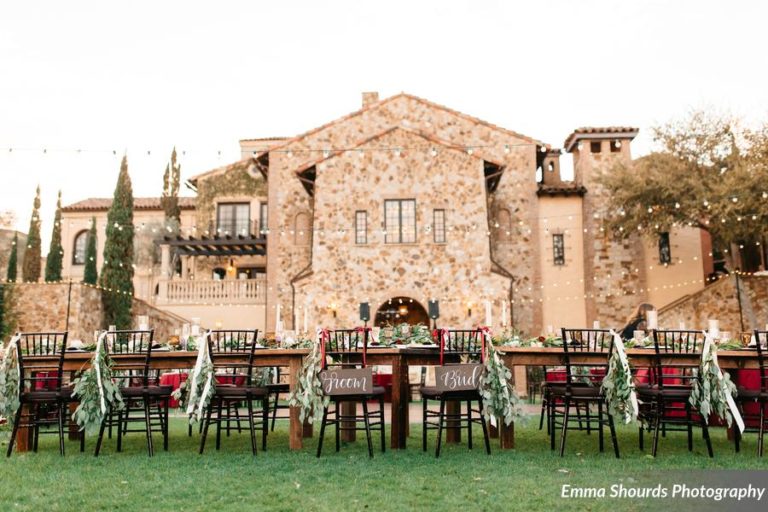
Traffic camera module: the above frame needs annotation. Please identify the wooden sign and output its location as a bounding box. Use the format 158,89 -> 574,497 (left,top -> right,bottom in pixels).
319,368 -> 373,396
435,364 -> 483,392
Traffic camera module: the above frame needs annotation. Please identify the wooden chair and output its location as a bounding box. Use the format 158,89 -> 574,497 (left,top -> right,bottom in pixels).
419,329 -> 491,457
94,330 -> 172,457
6,331 -> 74,456
199,329 -> 268,455
637,329 -> 713,457
734,330 -> 768,455
316,329 -> 386,458
549,328 -> 619,457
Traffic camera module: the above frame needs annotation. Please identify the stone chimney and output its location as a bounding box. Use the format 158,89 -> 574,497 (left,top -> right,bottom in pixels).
362,91 -> 379,108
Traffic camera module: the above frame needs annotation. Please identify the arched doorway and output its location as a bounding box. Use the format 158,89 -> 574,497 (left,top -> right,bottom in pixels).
374,297 -> 429,327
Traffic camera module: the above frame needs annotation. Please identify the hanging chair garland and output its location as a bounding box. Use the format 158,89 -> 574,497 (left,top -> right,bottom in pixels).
173,331 -> 215,424
601,330 -> 639,424
72,331 -> 125,434
0,334 -> 22,426
478,328 -> 524,426
288,328 -> 330,424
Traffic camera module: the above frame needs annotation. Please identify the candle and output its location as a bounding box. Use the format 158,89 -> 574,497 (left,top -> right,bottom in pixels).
678,320 -> 686,330
501,301 -> 507,327
276,303 -> 282,333
191,325 -> 200,336
708,319 -> 720,338
214,321 -> 222,329
647,310 -> 658,330
303,305 -> 309,334
547,325 -> 554,335
593,320 -> 601,329
484,300 -> 492,327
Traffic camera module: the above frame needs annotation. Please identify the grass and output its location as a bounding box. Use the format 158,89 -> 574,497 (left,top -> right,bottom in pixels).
1,412 -> 767,512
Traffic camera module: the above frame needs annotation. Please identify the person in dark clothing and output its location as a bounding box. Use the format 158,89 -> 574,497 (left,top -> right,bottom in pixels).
619,303 -> 655,340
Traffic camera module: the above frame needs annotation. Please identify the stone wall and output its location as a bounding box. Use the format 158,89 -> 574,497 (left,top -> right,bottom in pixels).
658,275 -> 768,332
6,282 -> 190,343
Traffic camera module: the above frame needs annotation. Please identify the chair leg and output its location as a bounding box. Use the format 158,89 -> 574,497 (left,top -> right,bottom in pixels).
271,392 -> 279,432
758,403 -> 765,457
422,397 -> 428,452
261,397 -> 269,451
608,413 -> 620,458
362,400 -> 374,458
559,398 -> 570,457
7,406 -> 24,457
57,401 -> 66,456
549,399 -> 556,450
246,398 -> 257,456
702,419 -> 714,458
215,399 -> 223,451
651,401 -> 662,457
597,400 -> 604,453
467,401 -> 473,450
479,400 -> 491,455
379,395 -> 386,453
435,399 -> 446,458
94,407 -> 110,457
200,404 -> 213,454
163,399 -> 170,452
686,403 -> 693,452
639,425 -> 644,451
334,401 -> 340,452
316,407 -> 328,458
539,394 -> 547,431
143,399 -> 154,457
116,407 -> 124,452
585,402 -> 592,435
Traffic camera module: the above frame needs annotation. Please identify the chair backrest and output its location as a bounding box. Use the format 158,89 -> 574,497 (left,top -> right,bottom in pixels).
651,329 -> 706,389
15,331 -> 69,393
207,329 -> 259,381
321,328 -> 368,370
751,330 -> 768,393
105,329 -> 155,387
438,329 -> 484,366
560,328 -> 613,387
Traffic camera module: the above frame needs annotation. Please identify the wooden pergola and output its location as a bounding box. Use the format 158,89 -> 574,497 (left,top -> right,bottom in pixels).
157,234 -> 267,257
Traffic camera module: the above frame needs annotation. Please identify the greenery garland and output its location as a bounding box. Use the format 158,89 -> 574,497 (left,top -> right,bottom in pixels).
287,337 -> 329,424
689,334 -> 740,428
479,338 -> 524,426
0,335 -> 21,425
172,332 -> 215,423
72,333 -> 124,434
601,332 -> 638,424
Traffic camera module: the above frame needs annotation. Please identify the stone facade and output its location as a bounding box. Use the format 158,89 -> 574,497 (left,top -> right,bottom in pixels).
659,275 -> 768,333
8,282 -> 187,342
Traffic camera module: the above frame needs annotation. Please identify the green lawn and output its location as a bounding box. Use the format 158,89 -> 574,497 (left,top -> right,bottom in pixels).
1,413 -> 766,512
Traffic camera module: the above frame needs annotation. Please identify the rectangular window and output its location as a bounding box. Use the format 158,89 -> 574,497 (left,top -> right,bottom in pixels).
217,203 -> 250,235
433,209 -> 446,243
659,232 -> 672,264
384,199 -> 416,244
553,234 -> 565,266
590,141 -> 601,153
355,210 -> 367,244
259,202 -> 268,235
610,140 -> 621,153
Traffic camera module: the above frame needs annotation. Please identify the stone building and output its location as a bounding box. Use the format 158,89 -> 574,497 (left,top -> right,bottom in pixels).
58,92 -> 715,334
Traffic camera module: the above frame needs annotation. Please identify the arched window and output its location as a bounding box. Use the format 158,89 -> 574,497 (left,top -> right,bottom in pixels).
295,212 -> 311,245
72,230 -> 89,265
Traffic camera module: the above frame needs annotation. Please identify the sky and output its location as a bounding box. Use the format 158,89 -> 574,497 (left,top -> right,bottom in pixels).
1,0 -> 767,252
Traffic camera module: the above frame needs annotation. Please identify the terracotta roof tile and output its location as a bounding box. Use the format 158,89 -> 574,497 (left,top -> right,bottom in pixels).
536,183 -> 587,197
62,197 -> 196,212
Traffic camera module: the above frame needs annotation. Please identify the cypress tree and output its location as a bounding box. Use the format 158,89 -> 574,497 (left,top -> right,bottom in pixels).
0,283 -> 4,338
6,233 -> 18,282
44,190 -> 64,282
99,156 -> 135,329
82,217 -> 98,285
161,147 -> 181,228
22,186 -> 42,282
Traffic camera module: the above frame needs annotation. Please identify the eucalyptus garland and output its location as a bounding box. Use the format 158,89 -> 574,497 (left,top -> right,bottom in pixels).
0,335 -> 22,425
689,333 -> 741,430
601,332 -> 638,424
287,337 -> 329,424
173,331 -> 215,423
72,333 -> 124,434
479,338 -> 524,426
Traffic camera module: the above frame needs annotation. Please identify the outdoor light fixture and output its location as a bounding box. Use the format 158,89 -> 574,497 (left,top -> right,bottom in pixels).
398,305 -> 408,316
330,303 -> 337,318
467,301 -> 473,318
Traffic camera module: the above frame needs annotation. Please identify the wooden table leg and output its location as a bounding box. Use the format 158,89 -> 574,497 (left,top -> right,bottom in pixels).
390,355 -> 408,449
341,401 -> 356,442
15,404 -> 32,452
514,366 -> 528,398
288,356 -> 303,450
499,421 -> 515,449
446,400 -> 461,443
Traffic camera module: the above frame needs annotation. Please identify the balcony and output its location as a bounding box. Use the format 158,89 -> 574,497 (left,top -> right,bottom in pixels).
156,275 -> 266,305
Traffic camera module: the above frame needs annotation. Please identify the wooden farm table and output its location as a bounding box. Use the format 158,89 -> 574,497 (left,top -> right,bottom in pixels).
14,347 -> 761,453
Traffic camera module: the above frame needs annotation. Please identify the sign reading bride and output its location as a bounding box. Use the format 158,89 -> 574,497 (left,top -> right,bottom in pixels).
319,368 -> 373,395
435,364 -> 483,392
